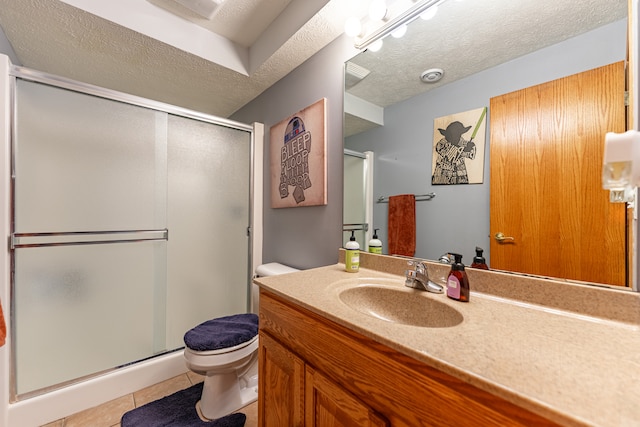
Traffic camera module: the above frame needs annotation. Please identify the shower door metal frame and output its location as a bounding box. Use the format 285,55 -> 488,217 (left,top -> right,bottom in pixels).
7,65 -> 257,400
343,149 -> 374,248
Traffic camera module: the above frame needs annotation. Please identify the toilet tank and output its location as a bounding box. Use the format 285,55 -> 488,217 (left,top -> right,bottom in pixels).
253,263 -> 300,313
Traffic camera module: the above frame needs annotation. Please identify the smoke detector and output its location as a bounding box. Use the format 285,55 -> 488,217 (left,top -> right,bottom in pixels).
420,68 -> 444,83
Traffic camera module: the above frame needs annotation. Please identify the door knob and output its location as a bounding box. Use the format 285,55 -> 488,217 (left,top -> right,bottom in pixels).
494,232 -> 515,242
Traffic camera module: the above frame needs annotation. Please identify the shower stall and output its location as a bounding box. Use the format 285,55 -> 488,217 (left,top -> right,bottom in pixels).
343,149 -> 373,249
6,65 -> 259,411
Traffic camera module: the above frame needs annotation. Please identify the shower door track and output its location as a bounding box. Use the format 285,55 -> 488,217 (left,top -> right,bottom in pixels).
9,65 -> 253,132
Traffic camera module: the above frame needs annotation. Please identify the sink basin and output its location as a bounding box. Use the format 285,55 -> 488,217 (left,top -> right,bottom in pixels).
338,285 -> 463,328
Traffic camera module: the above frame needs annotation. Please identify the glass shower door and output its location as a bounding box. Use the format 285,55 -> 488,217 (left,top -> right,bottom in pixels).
343,150 -> 373,249
11,74 -> 253,398
12,79 -> 168,396
165,114 -> 251,349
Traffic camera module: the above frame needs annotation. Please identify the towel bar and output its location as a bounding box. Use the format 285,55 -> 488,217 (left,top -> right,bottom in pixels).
376,193 -> 435,203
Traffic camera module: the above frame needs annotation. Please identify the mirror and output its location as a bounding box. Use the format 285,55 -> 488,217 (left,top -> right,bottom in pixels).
343,0 -> 630,288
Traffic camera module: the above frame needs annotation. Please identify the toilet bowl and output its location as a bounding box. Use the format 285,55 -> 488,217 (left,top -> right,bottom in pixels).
183,313 -> 259,420
183,263 -> 299,420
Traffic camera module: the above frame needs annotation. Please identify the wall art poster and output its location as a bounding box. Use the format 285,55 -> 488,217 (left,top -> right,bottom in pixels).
270,98 -> 327,208
431,107 -> 487,185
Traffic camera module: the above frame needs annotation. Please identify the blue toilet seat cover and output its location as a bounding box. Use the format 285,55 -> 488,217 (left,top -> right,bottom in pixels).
184,313 -> 259,352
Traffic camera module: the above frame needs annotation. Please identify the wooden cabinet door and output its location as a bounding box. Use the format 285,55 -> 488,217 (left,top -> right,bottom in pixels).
490,61 -> 627,286
305,365 -> 388,427
259,332 -> 304,427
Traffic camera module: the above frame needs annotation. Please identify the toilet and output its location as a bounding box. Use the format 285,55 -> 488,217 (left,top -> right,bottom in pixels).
183,262 -> 299,420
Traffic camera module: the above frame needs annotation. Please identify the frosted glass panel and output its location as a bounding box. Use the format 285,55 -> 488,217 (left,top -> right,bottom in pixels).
166,115 -> 251,349
14,241 -> 166,394
14,79 -> 167,233
344,154 -> 367,247
11,75 -> 252,398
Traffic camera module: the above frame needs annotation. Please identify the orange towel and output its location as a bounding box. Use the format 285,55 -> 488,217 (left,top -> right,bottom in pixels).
0,298 -> 6,347
388,194 -> 416,257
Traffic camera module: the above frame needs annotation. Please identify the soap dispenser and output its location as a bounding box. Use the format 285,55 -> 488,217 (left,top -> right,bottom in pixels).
470,247 -> 489,270
447,253 -> 470,302
345,231 -> 360,273
368,229 -> 382,254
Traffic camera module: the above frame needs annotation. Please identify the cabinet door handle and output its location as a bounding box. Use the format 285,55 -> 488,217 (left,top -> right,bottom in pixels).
494,232 -> 515,242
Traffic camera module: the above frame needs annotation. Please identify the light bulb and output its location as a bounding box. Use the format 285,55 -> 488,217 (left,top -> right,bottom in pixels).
420,5 -> 438,20
369,0 -> 387,21
344,17 -> 362,37
368,39 -> 383,52
391,24 -> 407,38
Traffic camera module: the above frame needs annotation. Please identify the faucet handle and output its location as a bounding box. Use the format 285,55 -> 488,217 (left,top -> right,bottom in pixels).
438,253 -> 453,264
404,269 -> 418,288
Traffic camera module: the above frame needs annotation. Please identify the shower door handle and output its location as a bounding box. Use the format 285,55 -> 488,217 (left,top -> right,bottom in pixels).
11,229 -> 169,249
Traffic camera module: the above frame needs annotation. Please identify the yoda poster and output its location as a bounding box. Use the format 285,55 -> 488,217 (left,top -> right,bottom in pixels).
431,107 -> 487,185
270,98 -> 327,208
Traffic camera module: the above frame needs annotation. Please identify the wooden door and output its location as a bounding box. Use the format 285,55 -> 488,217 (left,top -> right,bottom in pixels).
628,0 -> 637,131
305,365 -> 388,427
490,61 -> 627,286
259,331 -> 305,427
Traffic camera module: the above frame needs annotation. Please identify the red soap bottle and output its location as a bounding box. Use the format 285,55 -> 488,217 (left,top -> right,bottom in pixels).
470,246 -> 489,270
447,253 -> 470,302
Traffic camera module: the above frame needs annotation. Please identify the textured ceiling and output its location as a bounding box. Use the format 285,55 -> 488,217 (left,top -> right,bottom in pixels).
0,0 -> 628,123
0,0 -> 366,118
345,0 -> 628,136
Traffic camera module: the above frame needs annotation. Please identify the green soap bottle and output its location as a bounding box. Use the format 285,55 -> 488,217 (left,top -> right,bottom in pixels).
345,231 -> 360,273
368,229 -> 382,254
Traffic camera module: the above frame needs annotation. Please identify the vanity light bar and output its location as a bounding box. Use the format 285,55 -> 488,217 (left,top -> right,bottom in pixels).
355,0 -> 442,50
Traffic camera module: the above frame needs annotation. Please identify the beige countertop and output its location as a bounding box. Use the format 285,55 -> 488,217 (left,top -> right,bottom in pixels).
254,258 -> 640,427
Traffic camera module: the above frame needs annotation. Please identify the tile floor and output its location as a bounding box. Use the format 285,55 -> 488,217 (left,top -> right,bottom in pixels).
40,372 -> 258,427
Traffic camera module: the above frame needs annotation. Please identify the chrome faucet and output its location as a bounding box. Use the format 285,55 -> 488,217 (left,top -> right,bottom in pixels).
438,253 -> 454,264
405,260 -> 444,293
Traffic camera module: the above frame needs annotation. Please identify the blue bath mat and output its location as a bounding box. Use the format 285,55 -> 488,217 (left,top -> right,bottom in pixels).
121,382 -> 246,427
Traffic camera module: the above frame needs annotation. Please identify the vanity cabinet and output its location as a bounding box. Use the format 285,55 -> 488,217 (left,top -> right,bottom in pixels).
258,290 -> 561,427
259,331 -> 387,426
259,331 -> 304,426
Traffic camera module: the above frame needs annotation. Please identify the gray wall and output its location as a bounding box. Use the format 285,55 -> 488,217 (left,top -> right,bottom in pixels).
232,35 -> 358,270
345,19 -> 627,265
0,24 -> 20,65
